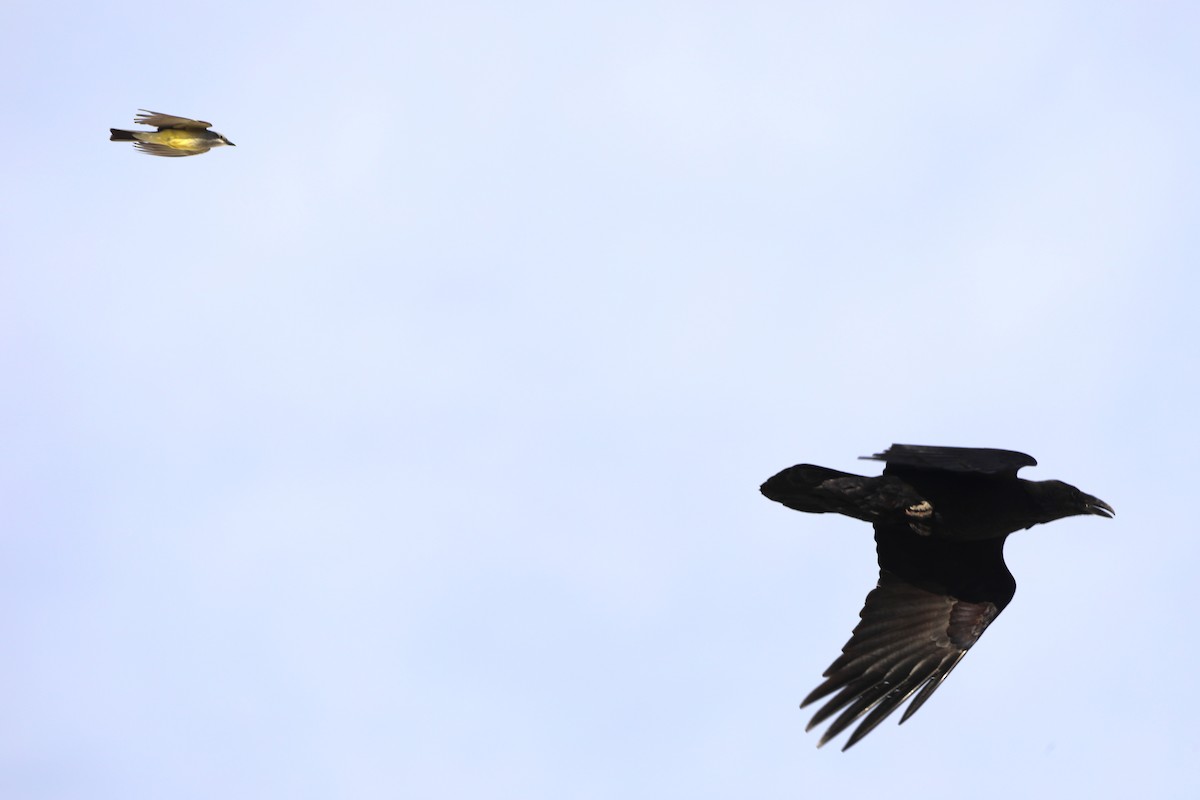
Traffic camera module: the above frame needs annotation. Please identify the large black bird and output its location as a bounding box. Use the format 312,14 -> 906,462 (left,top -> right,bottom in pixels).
760,444 -> 1113,750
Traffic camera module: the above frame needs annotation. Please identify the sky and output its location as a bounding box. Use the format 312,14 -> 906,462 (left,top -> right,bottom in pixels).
2,1 -> 1199,797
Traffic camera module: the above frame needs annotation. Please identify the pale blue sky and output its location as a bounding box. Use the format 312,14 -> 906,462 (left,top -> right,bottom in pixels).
2,2 -> 1198,797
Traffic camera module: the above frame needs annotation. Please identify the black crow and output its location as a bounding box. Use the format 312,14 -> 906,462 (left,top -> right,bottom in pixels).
760,444 -> 1113,750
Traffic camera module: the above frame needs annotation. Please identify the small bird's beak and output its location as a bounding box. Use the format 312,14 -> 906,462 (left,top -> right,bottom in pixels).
1084,494 -> 1115,518
228,141 -> 236,146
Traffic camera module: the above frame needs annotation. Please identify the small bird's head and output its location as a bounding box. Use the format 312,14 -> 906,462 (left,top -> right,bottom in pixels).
216,133 -> 235,147
1030,479 -> 1114,521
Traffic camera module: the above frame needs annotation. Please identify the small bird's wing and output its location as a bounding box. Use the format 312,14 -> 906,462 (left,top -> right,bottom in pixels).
863,444 -> 1036,477
135,110 -> 213,130
802,527 -> 1015,750
132,142 -> 208,157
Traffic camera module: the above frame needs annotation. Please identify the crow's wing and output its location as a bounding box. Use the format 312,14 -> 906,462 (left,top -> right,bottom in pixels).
802,527 -> 1016,750
135,110 -> 214,130
863,444 -> 1036,477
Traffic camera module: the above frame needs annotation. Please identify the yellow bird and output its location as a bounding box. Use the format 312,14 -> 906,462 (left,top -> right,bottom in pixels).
109,110 -> 236,157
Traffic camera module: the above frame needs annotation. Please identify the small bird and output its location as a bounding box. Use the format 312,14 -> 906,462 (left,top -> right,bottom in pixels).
760,444 -> 1113,750
109,110 -> 236,157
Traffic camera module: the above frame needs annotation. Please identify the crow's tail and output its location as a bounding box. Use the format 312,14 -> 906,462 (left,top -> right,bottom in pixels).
761,465 -> 865,514
761,465 -> 925,523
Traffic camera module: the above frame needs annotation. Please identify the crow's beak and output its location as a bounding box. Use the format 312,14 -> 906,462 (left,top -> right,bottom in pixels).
1084,494 -> 1115,518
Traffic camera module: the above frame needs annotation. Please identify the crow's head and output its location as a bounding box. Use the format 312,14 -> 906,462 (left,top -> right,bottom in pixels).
1030,479 -> 1115,521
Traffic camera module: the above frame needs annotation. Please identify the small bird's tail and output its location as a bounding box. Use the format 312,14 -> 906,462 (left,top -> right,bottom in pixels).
110,129 -> 137,141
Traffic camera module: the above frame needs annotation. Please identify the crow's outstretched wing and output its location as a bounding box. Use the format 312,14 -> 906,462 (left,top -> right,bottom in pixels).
802,526 -> 1016,750
864,444 -> 1036,478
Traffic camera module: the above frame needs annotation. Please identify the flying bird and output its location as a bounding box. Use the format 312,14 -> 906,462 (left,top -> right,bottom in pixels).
760,444 -> 1113,750
109,110 -> 236,157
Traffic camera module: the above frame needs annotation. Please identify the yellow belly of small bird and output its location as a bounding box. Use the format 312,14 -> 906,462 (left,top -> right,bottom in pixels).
137,130 -> 207,152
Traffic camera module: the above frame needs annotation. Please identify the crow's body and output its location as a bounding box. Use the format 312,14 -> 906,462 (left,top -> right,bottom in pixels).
760,444 -> 1112,750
